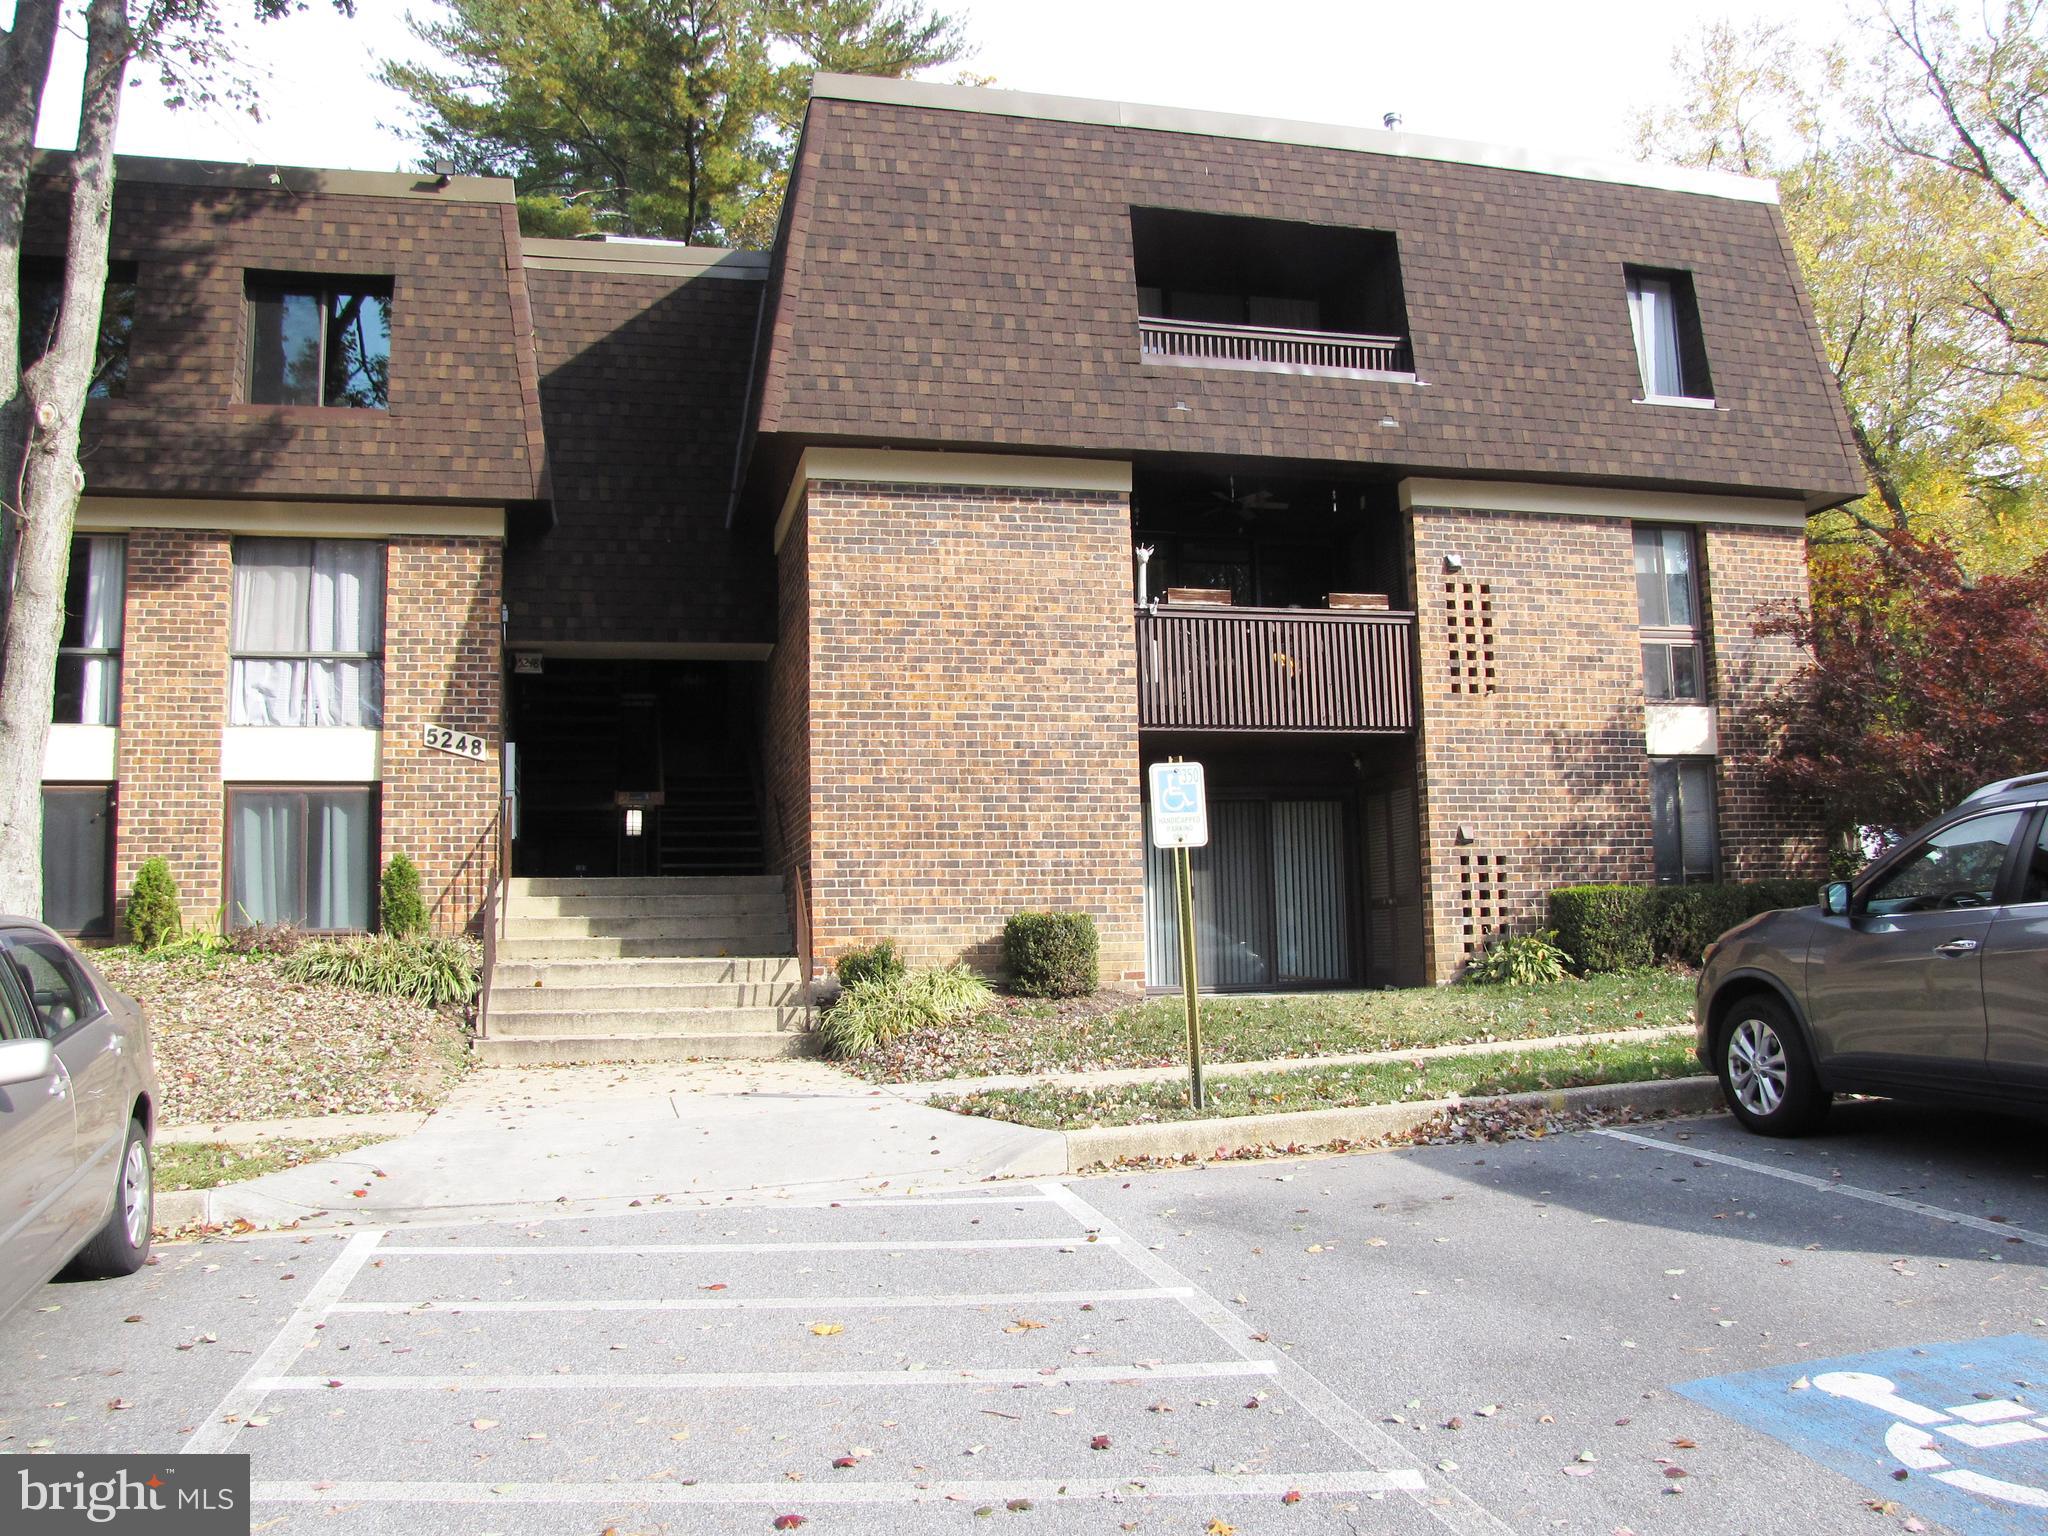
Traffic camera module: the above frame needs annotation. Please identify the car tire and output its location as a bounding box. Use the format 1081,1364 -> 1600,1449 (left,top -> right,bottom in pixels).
1718,997 -> 1828,1137
71,1118 -> 153,1278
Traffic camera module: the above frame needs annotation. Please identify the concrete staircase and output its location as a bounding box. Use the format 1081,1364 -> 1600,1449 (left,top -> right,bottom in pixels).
475,875 -> 815,1064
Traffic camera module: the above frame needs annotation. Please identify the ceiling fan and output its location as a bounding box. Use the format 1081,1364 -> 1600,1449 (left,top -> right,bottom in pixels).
1207,476 -> 1291,518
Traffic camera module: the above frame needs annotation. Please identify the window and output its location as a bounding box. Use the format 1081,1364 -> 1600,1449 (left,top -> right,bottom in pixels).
1651,757 -> 1718,884
1625,267 -> 1712,402
19,258 -> 137,399
1863,810 -> 2023,915
230,538 -> 384,727
246,276 -> 391,408
0,951 -> 38,1041
53,534 -> 123,725
41,787 -> 113,936
4,934 -> 104,1036
2024,816 -> 2048,905
227,787 -> 375,930
1633,524 -> 1704,702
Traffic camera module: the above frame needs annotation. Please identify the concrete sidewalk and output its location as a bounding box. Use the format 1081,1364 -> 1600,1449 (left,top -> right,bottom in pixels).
156,1058 -> 1065,1230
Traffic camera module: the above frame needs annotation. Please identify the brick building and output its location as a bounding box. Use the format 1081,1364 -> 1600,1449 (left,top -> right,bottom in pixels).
36,75 -> 1865,1019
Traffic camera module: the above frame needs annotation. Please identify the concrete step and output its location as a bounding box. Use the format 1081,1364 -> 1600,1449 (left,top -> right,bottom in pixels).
485,1006 -> 808,1038
507,875 -> 784,899
474,1032 -> 822,1065
507,893 -> 786,921
489,981 -> 799,1013
488,956 -> 801,988
503,913 -> 793,943
496,936 -> 796,961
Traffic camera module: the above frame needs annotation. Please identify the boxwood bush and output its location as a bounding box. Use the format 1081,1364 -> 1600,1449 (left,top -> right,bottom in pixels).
125,858 -> 182,950
1548,879 -> 1824,973
1547,885 -> 1655,974
835,938 -> 905,989
1002,910 -> 1099,998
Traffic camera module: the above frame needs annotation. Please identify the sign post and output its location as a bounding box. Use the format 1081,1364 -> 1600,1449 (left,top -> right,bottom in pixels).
1147,759 -> 1210,1111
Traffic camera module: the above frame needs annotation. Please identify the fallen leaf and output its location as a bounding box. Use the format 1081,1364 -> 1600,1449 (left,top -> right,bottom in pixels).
107,1398 -> 134,1411
772,1518 -> 807,1532
1004,1319 -> 1047,1333
1280,1489 -> 1302,1505
1090,1434 -> 1112,1450
809,1323 -> 843,1337
1206,1522 -> 1235,1535
833,1457 -> 858,1469
470,1418 -> 499,1430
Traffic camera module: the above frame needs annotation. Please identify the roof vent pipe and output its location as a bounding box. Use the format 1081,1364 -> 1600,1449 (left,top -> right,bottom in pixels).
1383,112 -> 1403,131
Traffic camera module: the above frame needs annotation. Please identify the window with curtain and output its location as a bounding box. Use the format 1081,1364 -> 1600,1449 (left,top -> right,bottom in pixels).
1651,757 -> 1718,884
230,538 -> 384,727
246,275 -> 392,408
20,258 -> 138,400
1625,267 -> 1712,401
53,535 -> 123,725
227,787 -> 375,930
1633,524 -> 1705,702
40,787 -> 113,936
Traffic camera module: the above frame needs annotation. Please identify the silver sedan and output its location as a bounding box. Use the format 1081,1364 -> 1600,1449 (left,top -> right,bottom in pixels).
0,917 -> 158,1323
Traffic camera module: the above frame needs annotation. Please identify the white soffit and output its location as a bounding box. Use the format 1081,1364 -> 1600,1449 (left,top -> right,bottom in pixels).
774,448 -> 1133,551
77,499 -> 508,540
43,725 -> 116,783
221,728 -> 382,784
1399,479 -> 1807,529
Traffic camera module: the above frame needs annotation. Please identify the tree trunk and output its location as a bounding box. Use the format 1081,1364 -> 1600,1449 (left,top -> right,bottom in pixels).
0,0 -> 64,601
0,0 -> 127,917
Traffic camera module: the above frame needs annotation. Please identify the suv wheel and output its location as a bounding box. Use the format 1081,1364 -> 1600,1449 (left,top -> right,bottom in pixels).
1718,997 -> 1829,1137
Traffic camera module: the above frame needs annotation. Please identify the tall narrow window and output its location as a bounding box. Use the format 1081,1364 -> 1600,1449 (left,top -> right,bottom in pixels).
1633,524 -> 1704,702
20,259 -> 137,399
1625,267 -> 1712,402
53,535 -> 123,725
1651,758 -> 1718,884
246,276 -> 391,408
230,538 -> 384,727
41,787 -> 113,936
227,787 -> 375,930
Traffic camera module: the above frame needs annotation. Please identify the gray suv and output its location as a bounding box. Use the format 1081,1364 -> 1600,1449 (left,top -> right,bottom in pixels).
1696,772 -> 2048,1136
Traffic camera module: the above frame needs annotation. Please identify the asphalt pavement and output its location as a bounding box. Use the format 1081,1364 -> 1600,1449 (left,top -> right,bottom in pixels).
5,1098 -> 2045,1535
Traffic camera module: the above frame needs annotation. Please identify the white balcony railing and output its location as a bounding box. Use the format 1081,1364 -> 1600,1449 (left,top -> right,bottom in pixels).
1139,316 -> 1413,376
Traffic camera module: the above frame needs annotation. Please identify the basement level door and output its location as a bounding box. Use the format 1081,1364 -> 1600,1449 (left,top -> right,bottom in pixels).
1145,798 -> 1349,990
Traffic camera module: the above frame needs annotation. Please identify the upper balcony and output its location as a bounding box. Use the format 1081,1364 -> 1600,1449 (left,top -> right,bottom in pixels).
1136,600 -> 1415,733
1139,316 -> 1413,379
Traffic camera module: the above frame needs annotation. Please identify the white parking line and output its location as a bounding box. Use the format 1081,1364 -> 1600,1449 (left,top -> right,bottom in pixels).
1595,1128 -> 2048,1249
181,1229 -> 385,1456
252,1470 -> 1426,1505
375,1235 -> 1117,1255
329,1286 -> 1189,1314
252,1360 -> 1279,1391
1041,1180 -> 1515,1536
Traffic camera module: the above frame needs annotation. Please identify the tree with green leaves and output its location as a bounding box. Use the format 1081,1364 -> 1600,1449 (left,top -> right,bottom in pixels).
0,1 -> 356,919
379,0 -> 969,247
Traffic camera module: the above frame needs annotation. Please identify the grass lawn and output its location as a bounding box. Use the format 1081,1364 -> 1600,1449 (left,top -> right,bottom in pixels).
155,1135 -> 392,1193
845,969 -> 1696,1082
927,1035 -> 1704,1130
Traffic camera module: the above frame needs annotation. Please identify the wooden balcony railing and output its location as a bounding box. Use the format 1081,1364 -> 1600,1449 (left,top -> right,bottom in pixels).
1138,317 -> 1413,376
1136,605 -> 1416,733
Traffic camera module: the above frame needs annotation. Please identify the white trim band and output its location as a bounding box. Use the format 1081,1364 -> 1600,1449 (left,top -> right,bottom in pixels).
221,727 -> 380,784
775,447 -> 1132,552
77,498 -> 508,540
43,724 -> 116,783
1646,704 -> 1718,757
1399,478 -> 1807,528
811,74 -> 1778,205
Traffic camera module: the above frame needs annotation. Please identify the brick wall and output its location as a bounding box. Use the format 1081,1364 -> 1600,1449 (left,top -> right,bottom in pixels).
381,537 -> 504,934
1701,523 -> 1828,880
1408,506 -> 1652,979
793,479 -> 1145,980
113,528 -> 230,920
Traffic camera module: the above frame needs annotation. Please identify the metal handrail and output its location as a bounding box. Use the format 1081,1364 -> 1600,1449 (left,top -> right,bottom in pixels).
1136,603 -> 1418,732
1139,316 -> 1413,374
474,768 -> 514,1041
766,794 -> 815,1035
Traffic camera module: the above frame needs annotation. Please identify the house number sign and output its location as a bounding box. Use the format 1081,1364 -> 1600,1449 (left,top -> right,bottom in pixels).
424,724 -> 489,761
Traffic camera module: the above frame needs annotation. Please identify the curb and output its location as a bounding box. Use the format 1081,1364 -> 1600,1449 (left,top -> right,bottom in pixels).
156,1111 -> 427,1148
1054,1073 -> 1725,1169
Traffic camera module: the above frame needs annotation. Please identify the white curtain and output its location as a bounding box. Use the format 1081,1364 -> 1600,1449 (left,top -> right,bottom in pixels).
1628,276 -> 1684,397
230,793 -> 299,926
307,793 -> 371,929
78,536 -> 123,725
231,539 -> 382,726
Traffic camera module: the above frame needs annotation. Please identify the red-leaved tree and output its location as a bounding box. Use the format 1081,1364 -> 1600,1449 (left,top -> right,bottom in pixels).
1755,530 -> 2048,840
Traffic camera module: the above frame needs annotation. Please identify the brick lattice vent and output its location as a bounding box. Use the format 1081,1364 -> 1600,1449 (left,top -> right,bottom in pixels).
1445,580 -> 1497,695
1459,851 -> 1511,957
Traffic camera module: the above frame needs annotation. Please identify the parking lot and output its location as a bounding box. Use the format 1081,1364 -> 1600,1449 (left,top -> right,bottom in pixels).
4,1100 -> 2045,1535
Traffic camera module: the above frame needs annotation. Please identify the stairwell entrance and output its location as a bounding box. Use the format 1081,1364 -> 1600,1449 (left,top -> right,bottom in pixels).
508,658 -> 765,880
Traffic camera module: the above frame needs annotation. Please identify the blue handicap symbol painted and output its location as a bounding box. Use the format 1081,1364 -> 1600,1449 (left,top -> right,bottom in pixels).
1679,1333 -> 2048,1535
1159,770 -> 1199,815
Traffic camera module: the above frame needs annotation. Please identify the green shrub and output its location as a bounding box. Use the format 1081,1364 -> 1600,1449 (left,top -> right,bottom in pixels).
1547,884 -> 1655,974
835,938 -> 905,989
125,858 -> 182,949
1648,884 -> 1753,967
379,852 -> 428,938
280,934 -> 479,1007
819,964 -> 992,1059
227,921 -> 306,958
1462,930 -> 1570,986
1003,910 -> 1099,998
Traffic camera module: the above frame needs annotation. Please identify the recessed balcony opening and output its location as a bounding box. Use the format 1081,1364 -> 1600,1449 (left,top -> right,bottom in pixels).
1130,207 -> 1413,378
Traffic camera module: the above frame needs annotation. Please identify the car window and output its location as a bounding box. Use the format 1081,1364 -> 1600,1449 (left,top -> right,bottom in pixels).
1863,810 -> 2025,915
2024,815 -> 2048,905
0,953 -> 37,1042
3,936 -> 101,1037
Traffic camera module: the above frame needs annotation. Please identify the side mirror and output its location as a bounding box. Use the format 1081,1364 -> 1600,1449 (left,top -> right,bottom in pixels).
0,1036 -> 55,1088
1821,881 -> 1853,918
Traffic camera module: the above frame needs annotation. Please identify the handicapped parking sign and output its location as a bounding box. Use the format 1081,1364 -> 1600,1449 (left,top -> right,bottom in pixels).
1148,761 -> 1208,849
1679,1334 -> 2048,1534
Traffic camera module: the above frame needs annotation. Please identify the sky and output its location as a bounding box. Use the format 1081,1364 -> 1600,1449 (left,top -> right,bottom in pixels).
27,0 -> 1868,175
